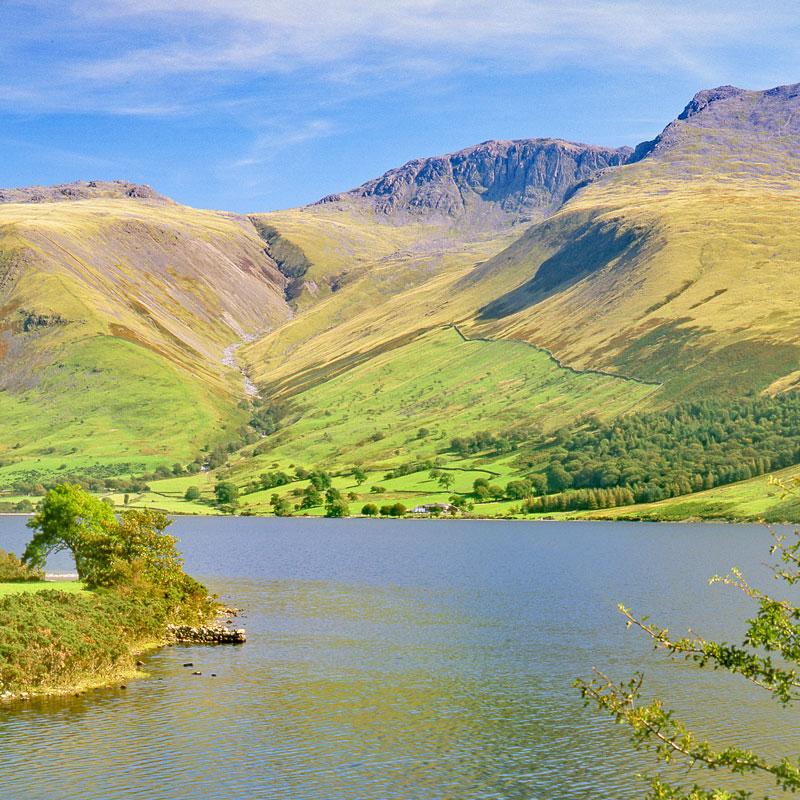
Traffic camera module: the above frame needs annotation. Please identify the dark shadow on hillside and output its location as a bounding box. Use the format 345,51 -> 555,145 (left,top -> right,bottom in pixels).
477,221 -> 644,320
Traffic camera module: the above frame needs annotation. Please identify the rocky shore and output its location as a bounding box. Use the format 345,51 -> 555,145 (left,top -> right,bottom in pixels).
166,623 -> 246,644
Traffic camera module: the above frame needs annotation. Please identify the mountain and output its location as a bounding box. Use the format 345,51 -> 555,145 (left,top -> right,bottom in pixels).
0,189 -> 291,480
317,138 -> 631,228
459,82 -> 800,398
0,180 -> 172,205
2,82 -> 799,524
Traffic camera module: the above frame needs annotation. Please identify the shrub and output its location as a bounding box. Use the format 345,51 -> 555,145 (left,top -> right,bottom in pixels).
361,503 -> 379,516
0,549 -> 43,582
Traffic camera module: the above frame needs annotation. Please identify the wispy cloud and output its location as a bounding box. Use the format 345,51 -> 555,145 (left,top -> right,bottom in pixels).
3,0 -> 797,117
229,119 -> 337,168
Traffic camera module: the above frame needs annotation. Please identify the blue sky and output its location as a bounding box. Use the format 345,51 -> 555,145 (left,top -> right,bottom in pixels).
1,1 -> 798,212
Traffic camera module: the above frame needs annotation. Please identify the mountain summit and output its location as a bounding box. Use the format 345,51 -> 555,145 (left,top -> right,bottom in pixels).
630,81 -> 800,167
319,138 -> 631,228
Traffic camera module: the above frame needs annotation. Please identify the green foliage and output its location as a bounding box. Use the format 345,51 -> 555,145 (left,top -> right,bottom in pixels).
214,481 -> 239,506
438,472 -> 455,490
24,484 -> 117,586
533,394 -> 800,505
324,497 -> 350,518
352,466 -> 367,485
300,484 -> 323,509
260,470 -> 291,490
3,485 -> 215,695
577,478 -> 800,798
361,503 -> 379,516
0,549 -> 43,583
505,479 -> 533,500
270,493 -> 292,516
184,486 -> 201,501
379,502 -> 407,517
451,430 -> 527,457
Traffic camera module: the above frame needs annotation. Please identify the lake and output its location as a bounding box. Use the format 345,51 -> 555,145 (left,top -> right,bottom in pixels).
0,517 -> 797,799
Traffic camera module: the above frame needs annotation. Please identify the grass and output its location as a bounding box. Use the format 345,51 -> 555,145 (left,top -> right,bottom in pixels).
0,581 -> 86,597
0,336 -> 235,484
0,194 -> 288,485
231,326 -> 655,478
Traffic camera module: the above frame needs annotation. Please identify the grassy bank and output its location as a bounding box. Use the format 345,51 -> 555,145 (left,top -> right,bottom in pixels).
0,487 -> 218,700
0,580 -> 85,597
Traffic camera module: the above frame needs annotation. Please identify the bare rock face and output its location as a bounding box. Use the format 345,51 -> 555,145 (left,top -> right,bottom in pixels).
319,139 -> 632,228
0,180 -> 173,205
629,81 -> 800,164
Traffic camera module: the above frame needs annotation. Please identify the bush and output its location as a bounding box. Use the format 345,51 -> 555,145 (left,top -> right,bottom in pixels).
184,486 -> 201,501
324,498 -> 350,518
361,503 -> 379,516
214,481 -> 239,506
0,549 -> 43,582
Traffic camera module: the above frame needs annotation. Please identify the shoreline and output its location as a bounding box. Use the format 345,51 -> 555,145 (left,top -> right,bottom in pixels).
0,511 -> 791,525
0,638 -> 164,704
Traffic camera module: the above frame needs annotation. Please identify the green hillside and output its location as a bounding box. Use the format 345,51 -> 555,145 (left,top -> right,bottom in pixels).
2,86 -> 800,522
0,187 -> 291,484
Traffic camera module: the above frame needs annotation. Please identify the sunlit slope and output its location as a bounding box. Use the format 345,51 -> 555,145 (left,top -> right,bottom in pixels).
0,193 -> 291,480
234,326 -> 656,475
243,137 -> 630,391
245,204 -> 519,391
461,83 -> 800,398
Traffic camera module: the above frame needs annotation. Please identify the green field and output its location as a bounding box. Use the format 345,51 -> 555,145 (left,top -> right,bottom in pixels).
240,326 -> 655,469
0,581 -> 86,597
0,336 -> 238,485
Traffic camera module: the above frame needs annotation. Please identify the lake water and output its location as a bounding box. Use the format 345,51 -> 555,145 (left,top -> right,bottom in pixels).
0,517 -> 797,799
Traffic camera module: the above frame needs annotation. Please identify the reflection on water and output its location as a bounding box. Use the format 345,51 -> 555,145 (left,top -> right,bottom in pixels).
0,517 -> 797,799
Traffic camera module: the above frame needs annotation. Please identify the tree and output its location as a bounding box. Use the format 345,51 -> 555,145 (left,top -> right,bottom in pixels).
370,485 -> 386,494
546,463 -> 572,492
389,502 -> 406,517
325,486 -> 342,503
270,493 -> 292,517
529,473 -> 548,495
300,484 -> 322,509
325,498 -> 350,518
577,477 -> 800,799
23,486 -> 192,593
505,480 -> 532,500
353,466 -> 367,486
438,472 -> 455,491
24,484 -> 117,583
214,481 -> 239,506
361,503 -> 379,516
184,486 -> 201,501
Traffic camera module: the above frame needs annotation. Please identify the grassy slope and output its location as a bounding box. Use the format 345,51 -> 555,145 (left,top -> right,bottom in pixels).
244,205 -> 520,393
171,326 -> 655,515
0,196 -> 291,484
0,581 -> 85,597
460,99 -> 800,400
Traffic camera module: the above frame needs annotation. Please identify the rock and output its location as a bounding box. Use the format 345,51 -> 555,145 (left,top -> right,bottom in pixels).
319,139 -> 632,228
182,663 -> 194,667
167,624 -> 246,645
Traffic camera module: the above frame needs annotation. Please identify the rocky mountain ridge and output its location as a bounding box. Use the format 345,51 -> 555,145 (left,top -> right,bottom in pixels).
0,180 -> 172,205
317,138 -> 632,228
